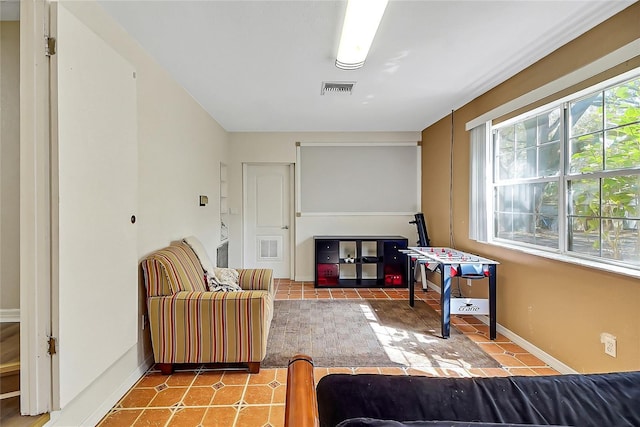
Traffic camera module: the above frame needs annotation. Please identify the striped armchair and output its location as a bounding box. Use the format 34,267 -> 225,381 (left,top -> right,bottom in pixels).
141,241 -> 274,374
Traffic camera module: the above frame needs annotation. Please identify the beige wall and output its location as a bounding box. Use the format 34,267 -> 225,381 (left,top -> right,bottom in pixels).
0,21 -> 20,313
421,3 -> 640,373
59,2 -> 230,259
228,131 -> 421,280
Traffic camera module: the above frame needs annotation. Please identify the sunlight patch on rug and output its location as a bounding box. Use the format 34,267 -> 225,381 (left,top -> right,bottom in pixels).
262,299 -> 500,369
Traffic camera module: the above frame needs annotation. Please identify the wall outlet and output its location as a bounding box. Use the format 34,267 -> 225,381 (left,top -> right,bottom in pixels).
600,332 -> 616,357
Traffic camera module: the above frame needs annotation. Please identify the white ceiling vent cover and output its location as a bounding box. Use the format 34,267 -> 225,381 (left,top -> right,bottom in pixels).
321,81 -> 355,96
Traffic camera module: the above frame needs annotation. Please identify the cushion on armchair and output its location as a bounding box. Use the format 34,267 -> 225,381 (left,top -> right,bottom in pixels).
182,236 -> 216,274
141,242 -> 207,296
238,268 -> 273,291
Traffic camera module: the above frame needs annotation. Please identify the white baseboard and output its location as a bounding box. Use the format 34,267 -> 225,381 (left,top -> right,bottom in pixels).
83,354 -> 154,426
422,279 -> 577,375
473,315 -> 578,375
46,347 -> 154,427
0,309 -> 20,323
295,275 -> 314,283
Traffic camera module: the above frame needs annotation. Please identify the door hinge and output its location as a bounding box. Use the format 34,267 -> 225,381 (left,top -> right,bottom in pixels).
47,336 -> 57,355
45,36 -> 56,56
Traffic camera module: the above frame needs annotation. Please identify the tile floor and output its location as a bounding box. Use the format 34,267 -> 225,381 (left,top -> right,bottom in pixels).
97,279 -> 559,427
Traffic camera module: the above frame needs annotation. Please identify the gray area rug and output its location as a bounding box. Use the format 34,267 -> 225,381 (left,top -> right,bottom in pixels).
263,299 -> 501,369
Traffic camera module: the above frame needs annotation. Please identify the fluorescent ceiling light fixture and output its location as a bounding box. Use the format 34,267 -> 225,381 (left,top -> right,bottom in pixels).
336,0 -> 389,70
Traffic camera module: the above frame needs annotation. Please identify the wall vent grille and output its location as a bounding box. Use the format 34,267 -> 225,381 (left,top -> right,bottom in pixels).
321,81 -> 355,95
259,239 -> 279,259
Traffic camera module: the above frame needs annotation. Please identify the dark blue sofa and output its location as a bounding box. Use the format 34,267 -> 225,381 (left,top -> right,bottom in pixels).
316,371 -> 640,427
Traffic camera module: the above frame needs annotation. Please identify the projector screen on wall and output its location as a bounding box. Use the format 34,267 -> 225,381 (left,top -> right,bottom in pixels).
297,143 -> 420,214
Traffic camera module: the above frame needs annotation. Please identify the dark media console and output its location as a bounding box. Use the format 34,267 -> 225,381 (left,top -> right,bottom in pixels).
314,235 -> 408,288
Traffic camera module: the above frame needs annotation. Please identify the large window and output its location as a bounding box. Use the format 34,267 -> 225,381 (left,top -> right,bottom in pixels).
491,75 -> 640,269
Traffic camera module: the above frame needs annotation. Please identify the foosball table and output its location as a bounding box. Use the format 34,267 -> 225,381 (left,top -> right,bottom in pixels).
403,247 -> 500,340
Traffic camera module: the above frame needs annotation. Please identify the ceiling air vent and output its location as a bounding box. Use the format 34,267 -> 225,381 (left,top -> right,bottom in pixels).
321,81 -> 355,96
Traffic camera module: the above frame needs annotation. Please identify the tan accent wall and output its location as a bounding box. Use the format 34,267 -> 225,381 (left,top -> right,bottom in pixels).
0,21 -> 20,311
421,3 -> 640,373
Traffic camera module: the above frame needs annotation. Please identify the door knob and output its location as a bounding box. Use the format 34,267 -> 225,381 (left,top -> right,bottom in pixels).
281,225 -> 289,229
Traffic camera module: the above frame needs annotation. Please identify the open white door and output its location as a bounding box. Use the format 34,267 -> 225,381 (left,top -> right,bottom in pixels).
20,0 -> 138,417
52,2 -> 138,409
243,164 -> 294,278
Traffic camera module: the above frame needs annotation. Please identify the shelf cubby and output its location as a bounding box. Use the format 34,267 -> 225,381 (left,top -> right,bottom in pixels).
314,235 -> 408,288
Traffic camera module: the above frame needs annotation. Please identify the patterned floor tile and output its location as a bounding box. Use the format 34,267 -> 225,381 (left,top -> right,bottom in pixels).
97,409 -> 142,427
148,387 -> 188,407
243,385 -> 274,405
271,384 -> 287,405
247,368 -> 278,386
118,388 -> 157,408
202,407 -> 238,427
491,353 -> 527,367
166,407 -> 207,426
135,373 -> 170,388
192,371 -> 224,386
235,405 -> 271,426
210,385 -> 245,405
220,371 -> 250,386
269,405 -> 286,427
378,367 -> 407,375
507,367 -> 539,376
182,387 -> 215,406
165,372 -> 197,387
132,408 -> 173,427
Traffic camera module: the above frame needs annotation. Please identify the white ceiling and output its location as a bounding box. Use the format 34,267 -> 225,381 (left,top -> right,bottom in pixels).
69,1 -> 640,131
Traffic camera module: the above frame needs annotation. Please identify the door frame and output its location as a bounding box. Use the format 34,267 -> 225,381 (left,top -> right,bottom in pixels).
20,0 -> 54,415
242,163 -> 295,279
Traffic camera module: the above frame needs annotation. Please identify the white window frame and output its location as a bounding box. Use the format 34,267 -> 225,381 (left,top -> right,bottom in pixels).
474,67 -> 640,279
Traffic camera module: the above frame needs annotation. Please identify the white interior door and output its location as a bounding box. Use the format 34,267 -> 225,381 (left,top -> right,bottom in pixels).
54,3 -> 138,408
243,164 -> 292,278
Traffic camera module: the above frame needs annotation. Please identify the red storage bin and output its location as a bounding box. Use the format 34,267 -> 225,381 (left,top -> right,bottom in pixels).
384,274 -> 403,286
317,264 -> 339,286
